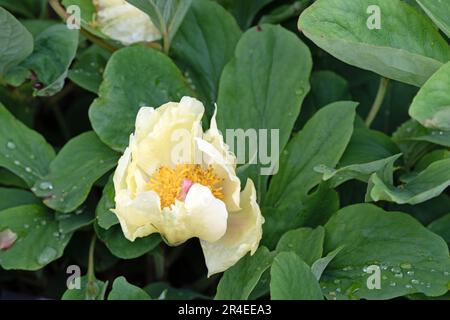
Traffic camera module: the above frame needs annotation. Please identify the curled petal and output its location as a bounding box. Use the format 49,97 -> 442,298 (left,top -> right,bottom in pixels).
161,184 -> 228,244
113,190 -> 161,241
200,179 -> 264,276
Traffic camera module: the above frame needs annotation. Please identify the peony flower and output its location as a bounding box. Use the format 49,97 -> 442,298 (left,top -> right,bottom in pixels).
93,0 -> 161,45
112,97 -> 264,276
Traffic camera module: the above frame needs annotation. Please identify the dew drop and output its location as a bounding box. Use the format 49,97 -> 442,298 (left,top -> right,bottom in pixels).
406,271 -> 414,276
444,271 -> 449,276
394,272 -> 403,278
39,181 -> 53,190
24,224 -> 29,229
13,160 -> 20,166
37,247 -> 57,265
389,282 -> 396,287
411,279 -> 420,285
391,266 -> 401,273
6,141 -> 16,149
405,284 -> 413,289
40,220 -> 47,226
333,279 -> 340,284
25,167 -> 32,173
342,266 -> 353,271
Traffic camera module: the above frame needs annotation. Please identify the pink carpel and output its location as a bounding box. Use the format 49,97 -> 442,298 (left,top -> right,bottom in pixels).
0,229 -> 18,250
178,178 -> 194,201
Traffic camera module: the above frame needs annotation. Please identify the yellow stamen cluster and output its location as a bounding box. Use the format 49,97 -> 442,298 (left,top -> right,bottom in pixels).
148,164 -> 224,208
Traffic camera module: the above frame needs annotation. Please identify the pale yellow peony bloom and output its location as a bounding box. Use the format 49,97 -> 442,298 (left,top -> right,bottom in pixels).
112,97 -> 264,276
93,0 -> 161,45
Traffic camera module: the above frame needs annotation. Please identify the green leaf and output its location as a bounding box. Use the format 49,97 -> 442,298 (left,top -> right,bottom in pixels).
262,183 -> 339,249
215,246 -> 274,300
429,213 -> 450,246
217,24 -> 312,195
62,275 -> 108,300
275,227 -> 324,266
0,7 -> 33,76
265,101 -> 357,206
0,103 -> 55,187
0,187 -> 39,211
33,131 -> 120,213
321,204 -> 450,299
21,24 -> 79,96
217,0 -> 273,30
89,46 -> 191,151
96,177 -> 119,230
68,46 -> 110,94
108,277 -> 152,300
270,252 -> 324,300
339,128 -> 401,166
298,0 -> 450,86
57,209 -> 95,234
415,149 -> 450,172
95,223 -> 161,259
367,158 -> 450,205
416,0 -> 450,38
311,246 -> 344,280
0,204 -> 72,270
409,62 -> 450,131
171,0 -> 241,113
315,154 -> 402,188
127,0 -> 192,41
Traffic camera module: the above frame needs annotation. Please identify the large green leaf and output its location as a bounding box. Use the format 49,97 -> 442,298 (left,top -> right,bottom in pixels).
32,132 -> 119,213
262,183 -> 339,249
217,24 -> 312,195
0,204 -> 72,270
298,0 -> 450,86
409,62 -> 450,131
0,187 -> 39,211
0,7 -> 33,76
321,204 -> 450,299
265,101 -> 356,206
89,46 -> 191,151
367,158 -> 450,205
95,223 -> 161,259
21,24 -> 79,96
0,103 -> 55,187
215,247 -> 274,300
171,0 -> 241,114
108,277 -> 152,300
275,227 -> 324,266
68,46 -> 110,94
270,252 -> 324,300
416,0 -> 450,38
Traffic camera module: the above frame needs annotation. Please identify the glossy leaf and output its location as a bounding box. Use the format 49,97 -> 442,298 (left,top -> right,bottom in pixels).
33,132 -> 119,213
299,0 -> 450,86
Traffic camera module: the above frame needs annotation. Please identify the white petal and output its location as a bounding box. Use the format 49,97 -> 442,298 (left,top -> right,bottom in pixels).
95,0 -> 161,45
132,98 -> 205,176
200,179 -> 264,276
113,190 -> 162,241
196,138 -> 241,211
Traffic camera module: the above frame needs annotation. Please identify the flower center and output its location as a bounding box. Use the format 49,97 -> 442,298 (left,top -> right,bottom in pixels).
148,164 -> 224,208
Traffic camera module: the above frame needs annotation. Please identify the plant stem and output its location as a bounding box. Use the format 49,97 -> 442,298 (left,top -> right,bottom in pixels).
86,234 -> 97,299
365,77 -> 390,127
48,0 -> 116,53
